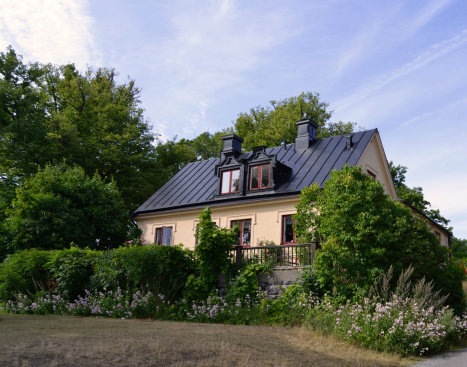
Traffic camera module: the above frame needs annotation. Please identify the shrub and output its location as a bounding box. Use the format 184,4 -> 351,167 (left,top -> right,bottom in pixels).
4,163 -> 129,252
227,263 -> 270,303
0,249 -> 53,301
46,246 -> 101,301
92,244 -> 194,300
294,165 -> 454,306
297,266 -> 323,297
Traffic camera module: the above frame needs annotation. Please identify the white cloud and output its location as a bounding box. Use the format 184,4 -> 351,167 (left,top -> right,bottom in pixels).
0,0 -> 99,69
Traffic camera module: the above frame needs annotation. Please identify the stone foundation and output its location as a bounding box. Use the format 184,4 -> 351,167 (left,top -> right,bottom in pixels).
217,268 -> 301,300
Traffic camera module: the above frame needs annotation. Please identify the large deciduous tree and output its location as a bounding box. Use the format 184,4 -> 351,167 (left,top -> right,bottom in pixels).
233,92 -> 357,151
5,163 -> 129,252
0,47 -> 158,211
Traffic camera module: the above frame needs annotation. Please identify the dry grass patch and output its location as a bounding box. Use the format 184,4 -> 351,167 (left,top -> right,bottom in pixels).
0,314 -> 418,367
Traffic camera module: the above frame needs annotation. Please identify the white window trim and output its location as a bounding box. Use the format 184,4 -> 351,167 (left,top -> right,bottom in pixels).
151,222 -> 176,235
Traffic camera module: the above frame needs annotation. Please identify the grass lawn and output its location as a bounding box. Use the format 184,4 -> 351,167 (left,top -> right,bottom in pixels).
0,314 -> 419,367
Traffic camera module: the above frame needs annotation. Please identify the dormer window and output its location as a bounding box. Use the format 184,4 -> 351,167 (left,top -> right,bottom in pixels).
221,169 -> 240,195
250,164 -> 270,190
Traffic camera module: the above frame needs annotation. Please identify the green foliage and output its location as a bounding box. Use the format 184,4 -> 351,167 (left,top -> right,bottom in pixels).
294,165 -> 454,306
46,247 -> 100,301
0,249 -> 52,301
389,161 -> 450,228
0,244 -> 193,303
5,163 -> 129,251
92,244 -> 194,299
153,129 -> 232,186
184,207 -> 238,300
294,183 -> 321,244
430,259 -> 466,315
451,237 -> 467,260
265,284 -> 311,326
0,47 -> 159,211
233,92 -> 356,151
227,263 -> 270,302
297,266 -> 323,297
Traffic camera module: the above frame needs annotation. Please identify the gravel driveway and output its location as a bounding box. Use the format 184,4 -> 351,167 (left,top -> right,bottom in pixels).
411,347 -> 467,367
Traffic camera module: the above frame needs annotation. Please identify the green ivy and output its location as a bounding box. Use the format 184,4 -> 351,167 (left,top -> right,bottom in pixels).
184,207 -> 238,300
227,263 -> 271,302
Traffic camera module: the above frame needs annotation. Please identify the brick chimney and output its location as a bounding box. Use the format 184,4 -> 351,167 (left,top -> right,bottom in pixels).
295,118 -> 318,150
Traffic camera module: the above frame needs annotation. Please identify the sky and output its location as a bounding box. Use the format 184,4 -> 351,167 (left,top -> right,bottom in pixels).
1,0 -> 466,238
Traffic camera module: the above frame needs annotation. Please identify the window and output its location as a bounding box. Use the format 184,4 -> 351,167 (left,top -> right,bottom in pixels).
367,169 -> 376,180
250,164 -> 270,190
221,169 -> 240,194
435,231 -> 441,244
282,215 -> 296,244
155,226 -> 172,245
231,219 -> 251,247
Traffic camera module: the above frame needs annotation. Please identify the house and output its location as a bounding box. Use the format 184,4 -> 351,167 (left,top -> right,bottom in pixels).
132,118 -> 449,249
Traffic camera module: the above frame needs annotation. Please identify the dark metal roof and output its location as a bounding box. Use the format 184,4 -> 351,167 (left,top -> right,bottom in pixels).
134,129 -> 377,216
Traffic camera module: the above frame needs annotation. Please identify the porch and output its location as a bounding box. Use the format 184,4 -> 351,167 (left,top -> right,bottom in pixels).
230,242 -> 319,268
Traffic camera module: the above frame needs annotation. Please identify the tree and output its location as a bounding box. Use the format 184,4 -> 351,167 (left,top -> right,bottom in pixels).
389,161 -> 450,228
4,163 -> 129,252
233,92 -> 357,151
451,237 -> 467,260
0,47 -> 159,211
294,165 -> 461,307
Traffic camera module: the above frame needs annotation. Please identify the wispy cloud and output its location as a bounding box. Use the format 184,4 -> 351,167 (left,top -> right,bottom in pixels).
405,0 -> 453,36
147,0 -> 298,139
333,0 -> 453,77
400,97 -> 467,128
334,28 -> 467,112
0,0 -> 99,69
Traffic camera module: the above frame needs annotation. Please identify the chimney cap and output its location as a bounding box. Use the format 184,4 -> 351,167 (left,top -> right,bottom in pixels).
295,118 -> 318,128
222,134 -> 244,143
295,118 -> 318,151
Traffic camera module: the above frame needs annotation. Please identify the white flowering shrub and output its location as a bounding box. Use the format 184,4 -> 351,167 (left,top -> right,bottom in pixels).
306,294 -> 467,356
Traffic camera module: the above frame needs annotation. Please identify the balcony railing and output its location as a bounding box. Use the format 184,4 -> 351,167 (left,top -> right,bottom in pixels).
230,243 -> 318,268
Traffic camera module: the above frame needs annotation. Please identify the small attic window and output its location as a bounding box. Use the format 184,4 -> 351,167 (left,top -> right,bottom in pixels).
367,169 -> 376,180
221,169 -> 240,194
250,164 -> 270,190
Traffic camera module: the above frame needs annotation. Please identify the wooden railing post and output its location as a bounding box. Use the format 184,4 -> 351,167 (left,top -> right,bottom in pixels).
235,245 -> 242,267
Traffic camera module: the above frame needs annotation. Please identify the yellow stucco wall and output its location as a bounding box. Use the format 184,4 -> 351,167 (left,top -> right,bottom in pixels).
356,131 -> 397,199
432,227 -> 450,247
135,196 -> 300,250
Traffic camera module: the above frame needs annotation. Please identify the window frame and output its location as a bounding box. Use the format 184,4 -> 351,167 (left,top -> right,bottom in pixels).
249,163 -> 270,191
367,169 -> 376,180
155,226 -> 172,246
220,169 -> 240,195
281,215 -> 296,245
231,219 -> 252,247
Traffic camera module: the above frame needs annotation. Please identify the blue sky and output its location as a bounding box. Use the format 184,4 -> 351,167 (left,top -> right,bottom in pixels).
1,0 -> 466,238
